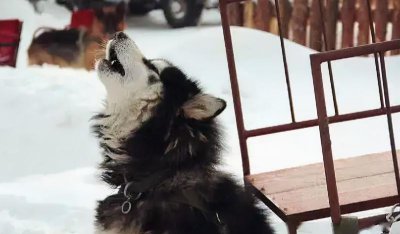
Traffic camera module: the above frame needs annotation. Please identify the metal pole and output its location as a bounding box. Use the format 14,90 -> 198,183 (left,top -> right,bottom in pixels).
219,0 -> 251,176
310,56 -> 341,224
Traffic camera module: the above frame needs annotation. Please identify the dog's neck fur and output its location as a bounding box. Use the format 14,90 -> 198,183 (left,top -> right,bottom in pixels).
94,85 -> 163,164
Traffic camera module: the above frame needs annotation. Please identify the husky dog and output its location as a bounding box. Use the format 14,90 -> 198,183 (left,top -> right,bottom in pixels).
92,32 -> 274,234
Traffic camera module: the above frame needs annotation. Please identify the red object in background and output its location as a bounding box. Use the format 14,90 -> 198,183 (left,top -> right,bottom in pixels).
0,19 -> 23,67
70,9 -> 94,30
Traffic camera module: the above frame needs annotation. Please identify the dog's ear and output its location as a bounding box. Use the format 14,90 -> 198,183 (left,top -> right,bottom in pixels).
182,94 -> 226,121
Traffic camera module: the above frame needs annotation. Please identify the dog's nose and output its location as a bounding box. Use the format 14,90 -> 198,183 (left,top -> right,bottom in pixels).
114,32 -> 128,40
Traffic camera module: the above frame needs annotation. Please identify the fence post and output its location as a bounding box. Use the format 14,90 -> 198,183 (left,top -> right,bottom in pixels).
310,0 -> 322,50
291,0 -> 308,46
341,0 -> 356,48
375,0 -> 389,42
228,2 -> 243,26
279,0 -> 292,38
255,0 -> 273,32
357,0 -> 370,45
325,0 -> 339,50
392,0 -> 400,54
243,0 -> 255,28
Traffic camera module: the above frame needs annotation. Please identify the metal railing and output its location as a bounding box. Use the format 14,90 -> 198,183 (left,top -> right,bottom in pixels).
219,0 -> 400,229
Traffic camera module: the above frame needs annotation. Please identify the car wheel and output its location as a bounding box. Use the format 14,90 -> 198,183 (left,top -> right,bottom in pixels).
162,0 -> 204,28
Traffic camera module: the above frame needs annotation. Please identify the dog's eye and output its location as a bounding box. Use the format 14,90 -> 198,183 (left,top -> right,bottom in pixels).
148,75 -> 158,85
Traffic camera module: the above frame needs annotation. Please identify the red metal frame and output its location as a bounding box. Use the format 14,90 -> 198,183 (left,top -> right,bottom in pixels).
219,0 -> 400,231
310,40 -> 400,224
0,19 -> 23,68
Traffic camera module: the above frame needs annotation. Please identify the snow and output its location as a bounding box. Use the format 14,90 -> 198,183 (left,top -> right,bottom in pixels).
0,0 -> 399,233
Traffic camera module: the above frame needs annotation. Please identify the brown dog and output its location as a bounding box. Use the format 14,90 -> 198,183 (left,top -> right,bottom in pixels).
28,3 -> 126,70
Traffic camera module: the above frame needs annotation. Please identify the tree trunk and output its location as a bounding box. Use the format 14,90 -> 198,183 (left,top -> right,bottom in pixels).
255,0 -> 273,32
325,0 -> 339,50
392,0 -> 400,54
357,0 -> 370,45
375,0 -> 389,42
228,2 -> 243,26
310,0 -> 322,50
291,0 -> 308,46
341,0 -> 356,48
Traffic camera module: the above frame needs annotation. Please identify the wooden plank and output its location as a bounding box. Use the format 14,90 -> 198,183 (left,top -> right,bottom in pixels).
392,0 -> 400,54
291,0 -> 308,45
254,0 -> 273,32
271,173 -> 396,214
243,0 -> 255,28
325,0 -> 340,50
309,0 -> 322,50
228,2 -> 243,26
341,0 -> 356,48
278,0 -> 292,39
247,150 -> 400,217
375,0 -> 389,42
357,0 -> 370,45
248,151 -> 399,194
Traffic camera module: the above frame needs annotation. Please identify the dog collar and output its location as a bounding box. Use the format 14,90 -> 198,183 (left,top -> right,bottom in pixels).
119,169 -> 173,214
117,170 -> 225,226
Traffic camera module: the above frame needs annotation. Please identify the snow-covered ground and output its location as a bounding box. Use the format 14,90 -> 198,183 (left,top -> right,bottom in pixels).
1,0 -> 399,233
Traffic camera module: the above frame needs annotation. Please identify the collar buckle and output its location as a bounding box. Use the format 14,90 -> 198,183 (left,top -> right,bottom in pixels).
121,181 -> 143,214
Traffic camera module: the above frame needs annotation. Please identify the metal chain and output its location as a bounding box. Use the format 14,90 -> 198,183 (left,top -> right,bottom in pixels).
121,181 -> 143,214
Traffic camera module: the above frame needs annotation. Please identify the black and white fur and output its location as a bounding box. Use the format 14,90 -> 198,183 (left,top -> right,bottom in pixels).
92,32 -> 274,234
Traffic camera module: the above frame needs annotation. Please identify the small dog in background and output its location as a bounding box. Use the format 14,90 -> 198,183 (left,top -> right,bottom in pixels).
92,32 -> 274,234
28,2 -> 126,70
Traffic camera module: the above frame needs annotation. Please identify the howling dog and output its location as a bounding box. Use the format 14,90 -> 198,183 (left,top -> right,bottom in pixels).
92,32 -> 274,234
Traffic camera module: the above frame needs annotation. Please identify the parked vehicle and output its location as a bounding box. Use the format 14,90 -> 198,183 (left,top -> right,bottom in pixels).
129,0 -> 206,28
53,0 -> 217,28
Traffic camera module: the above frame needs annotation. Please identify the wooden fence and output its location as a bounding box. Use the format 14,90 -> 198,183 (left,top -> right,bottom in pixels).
227,0 -> 400,55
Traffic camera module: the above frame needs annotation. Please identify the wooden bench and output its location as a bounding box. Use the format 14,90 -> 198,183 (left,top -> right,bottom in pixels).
219,0 -> 400,232
246,150 -> 400,222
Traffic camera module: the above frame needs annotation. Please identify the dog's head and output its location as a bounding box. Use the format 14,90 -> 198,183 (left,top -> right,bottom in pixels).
95,32 -> 226,182
97,32 -> 226,120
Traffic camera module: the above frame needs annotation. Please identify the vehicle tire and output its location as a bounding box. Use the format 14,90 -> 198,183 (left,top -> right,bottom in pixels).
129,1 -> 155,15
162,0 -> 204,28
55,0 -> 74,11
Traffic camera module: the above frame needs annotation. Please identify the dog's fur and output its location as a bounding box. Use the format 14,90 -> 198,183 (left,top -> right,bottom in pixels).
28,3 -> 126,70
92,32 -> 274,234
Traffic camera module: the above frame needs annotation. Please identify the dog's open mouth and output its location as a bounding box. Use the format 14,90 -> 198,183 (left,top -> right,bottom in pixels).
108,47 -> 125,76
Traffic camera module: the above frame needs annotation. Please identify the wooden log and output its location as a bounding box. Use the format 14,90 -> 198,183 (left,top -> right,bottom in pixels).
357,0 -> 370,45
325,0 -> 339,50
278,0 -> 292,38
291,0 -> 308,45
243,0 -> 255,28
254,0 -> 273,32
341,0 -> 356,48
375,0 -> 389,42
310,0 -> 322,50
393,0 -> 400,54
228,2 -> 243,26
